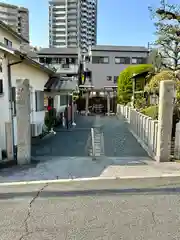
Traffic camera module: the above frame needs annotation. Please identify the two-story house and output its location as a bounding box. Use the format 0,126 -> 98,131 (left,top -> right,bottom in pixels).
30,47 -> 80,112
84,45 -> 149,89
37,47 -> 80,76
0,20 -> 55,160
81,45 -> 149,115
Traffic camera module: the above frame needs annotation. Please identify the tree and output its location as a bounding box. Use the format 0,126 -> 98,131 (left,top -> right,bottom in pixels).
148,48 -> 163,73
149,0 -> 180,71
146,48 -> 163,82
144,70 -> 176,94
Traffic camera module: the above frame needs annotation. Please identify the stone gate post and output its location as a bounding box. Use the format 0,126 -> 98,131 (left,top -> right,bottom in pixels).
16,79 -> 31,165
156,80 -> 175,162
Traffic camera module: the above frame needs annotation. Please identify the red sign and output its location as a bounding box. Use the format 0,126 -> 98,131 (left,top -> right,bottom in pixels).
47,106 -> 52,111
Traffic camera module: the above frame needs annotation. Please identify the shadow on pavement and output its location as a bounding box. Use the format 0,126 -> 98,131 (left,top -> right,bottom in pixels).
31,115 -> 95,157
0,187 -> 180,200
0,156 -> 149,183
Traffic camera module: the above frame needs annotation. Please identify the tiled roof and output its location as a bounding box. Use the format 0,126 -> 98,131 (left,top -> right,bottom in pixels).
37,47 -> 79,55
0,42 -> 54,75
44,76 -> 77,91
0,19 -> 29,43
91,45 -> 149,52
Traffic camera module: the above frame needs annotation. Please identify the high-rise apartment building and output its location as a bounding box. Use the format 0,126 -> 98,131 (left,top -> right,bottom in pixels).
49,0 -> 97,51
0,2 -> 29,41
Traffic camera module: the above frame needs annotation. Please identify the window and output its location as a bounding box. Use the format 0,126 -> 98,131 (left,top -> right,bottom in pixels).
92,56 -> 109,64
115,57 -> 130,64
61,58 -> 66,64
62,64 -> 70,69
114,76 -> 118,84
35,91 -> 44,111
60,95 -> 67,106
0,79 -> 3,94
4,38 -> 12,48
84,70 -> 92,82
102,57 -> 109,64
132,57 -> 146,64
106,76 -> 112,81
39,58 -> 45,64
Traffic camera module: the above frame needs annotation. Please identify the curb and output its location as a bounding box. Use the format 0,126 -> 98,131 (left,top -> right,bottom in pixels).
1,175 -> 180,186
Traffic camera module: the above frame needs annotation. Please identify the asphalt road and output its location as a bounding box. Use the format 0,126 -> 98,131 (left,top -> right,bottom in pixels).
1,177 -> 180,240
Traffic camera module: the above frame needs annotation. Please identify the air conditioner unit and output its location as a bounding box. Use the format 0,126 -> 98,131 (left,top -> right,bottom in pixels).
31,123 -> 43,137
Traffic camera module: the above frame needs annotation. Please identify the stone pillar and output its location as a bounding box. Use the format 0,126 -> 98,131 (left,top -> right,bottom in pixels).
156,80 -> 175,162
5,122 -> 13,160
85,91 -> 89,116
107,92 -> 110,116
16,79 -> 31,165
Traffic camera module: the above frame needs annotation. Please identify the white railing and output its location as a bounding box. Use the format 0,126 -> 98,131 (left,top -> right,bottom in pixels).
117,104 -> 159,158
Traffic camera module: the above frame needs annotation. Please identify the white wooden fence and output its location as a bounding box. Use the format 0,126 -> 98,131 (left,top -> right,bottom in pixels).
174,122 -> 180,159
117,104 -> 159,158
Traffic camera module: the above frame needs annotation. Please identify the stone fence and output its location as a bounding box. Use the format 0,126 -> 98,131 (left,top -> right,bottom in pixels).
117,104 -> 158,159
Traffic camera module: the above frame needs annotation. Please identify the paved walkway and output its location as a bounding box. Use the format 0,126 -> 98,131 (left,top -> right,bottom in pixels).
99,115 -> 148,157
32,115 -> 148,158
0,115 -> 151,183
31,116 -> 94,157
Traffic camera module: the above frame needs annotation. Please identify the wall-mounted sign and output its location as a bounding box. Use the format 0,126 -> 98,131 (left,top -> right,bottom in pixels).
16,87 -> 24,102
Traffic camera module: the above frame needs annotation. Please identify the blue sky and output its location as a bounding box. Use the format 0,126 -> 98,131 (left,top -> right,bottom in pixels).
1,0 -> 179,47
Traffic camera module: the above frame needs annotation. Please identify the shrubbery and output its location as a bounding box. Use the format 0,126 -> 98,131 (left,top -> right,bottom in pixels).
117,64 -> 153,105
140,105 -> 158,120
145,70 -> 177,93
134,97 -> 147,111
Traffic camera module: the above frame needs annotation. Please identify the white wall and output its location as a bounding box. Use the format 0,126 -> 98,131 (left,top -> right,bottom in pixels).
0,53 -> 10,150
0,27 -> 21,50
48,63 -> 78,74
11,62 -> 49,127
0,55 -> 50,149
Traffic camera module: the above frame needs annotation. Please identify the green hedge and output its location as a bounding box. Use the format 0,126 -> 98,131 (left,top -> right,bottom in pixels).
117,64 -> 153,105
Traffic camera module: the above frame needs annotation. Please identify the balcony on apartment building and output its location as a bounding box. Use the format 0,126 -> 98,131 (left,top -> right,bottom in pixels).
67,8 -> 77,14
39,57 -> 79,74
